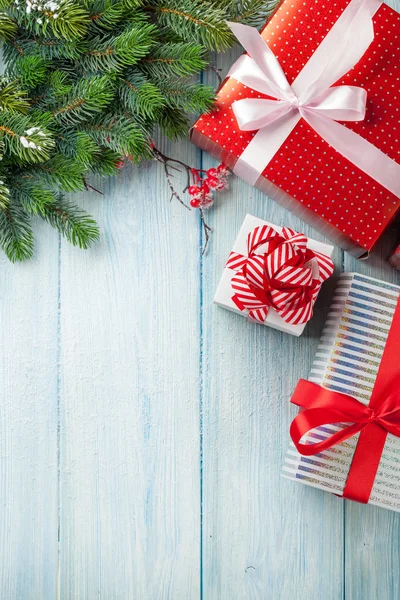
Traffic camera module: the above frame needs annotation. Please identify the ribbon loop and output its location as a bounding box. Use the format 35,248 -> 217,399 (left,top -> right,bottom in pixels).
290,375 -> 400,501
227,22 -> 296,102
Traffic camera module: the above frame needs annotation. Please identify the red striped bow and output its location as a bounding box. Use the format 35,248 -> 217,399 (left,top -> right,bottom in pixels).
226,225 -> 334,325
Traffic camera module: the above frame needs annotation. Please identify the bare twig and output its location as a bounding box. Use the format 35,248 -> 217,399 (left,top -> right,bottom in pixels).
209,64 -> 223,87
83,179 -> 104,195
152,144 -> 214,253
200,208 -> 212,254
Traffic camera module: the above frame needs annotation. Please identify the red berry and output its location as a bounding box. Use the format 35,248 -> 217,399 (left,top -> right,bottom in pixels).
115,159 -> 125,169
207,167 -> 218,177
217,163 -> 227,172
190,198 -> 201,208
205,176 -> 219,189
201,194 -> 214,208
188,185 -> 200,196
202,181 -> 210,193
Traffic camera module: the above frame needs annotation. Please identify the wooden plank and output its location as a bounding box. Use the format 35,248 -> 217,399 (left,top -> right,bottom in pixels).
58,140 -> 202,598
342,227 -> 400,600
200,46 -> 345,600
0,220 -> 59,598
343,0 -> 400,584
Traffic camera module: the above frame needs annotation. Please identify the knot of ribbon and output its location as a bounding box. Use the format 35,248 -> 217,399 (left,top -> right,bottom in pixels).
290,376 -> 400,503
226,0 -> 400,197
226,225 -> 334,325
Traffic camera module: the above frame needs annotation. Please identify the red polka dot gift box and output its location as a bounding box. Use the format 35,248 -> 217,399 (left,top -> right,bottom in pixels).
191,0 -> 400,258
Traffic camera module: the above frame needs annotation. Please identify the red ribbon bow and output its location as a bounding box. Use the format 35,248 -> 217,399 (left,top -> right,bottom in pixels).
290,295 -> 400,504
226,225 -> 334,325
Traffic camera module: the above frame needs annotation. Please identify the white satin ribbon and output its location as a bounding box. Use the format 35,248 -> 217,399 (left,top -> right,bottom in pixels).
228,0 -> 400,197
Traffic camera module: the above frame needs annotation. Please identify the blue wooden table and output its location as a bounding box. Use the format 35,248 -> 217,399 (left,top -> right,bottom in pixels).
1,3 -> 400,596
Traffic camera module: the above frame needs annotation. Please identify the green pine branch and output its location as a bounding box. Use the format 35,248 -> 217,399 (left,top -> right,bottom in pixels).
219,0 -> 279,26
11,179 -> 56,216
0,11 -> 17,40
40,196 -> 99,249
88,148 -> 121,175
78,113 -> 152,160
0,76 -> 30,113
0,111 -> 55,163
86,0 -> 125,31
3,35 -> 86,63
0,0 -> 280,261
139,42 -> 208,79
9,55 -> 49,88
28,155 -> 87,192
157,106 -> 190,140
51,76 -> 115,126
119,71 -> 165,118
152,0 -> 234,51
0,201 -> 34,262
160,81 -> 215,113
0,177 -> 11,209
9,0 -> 89,41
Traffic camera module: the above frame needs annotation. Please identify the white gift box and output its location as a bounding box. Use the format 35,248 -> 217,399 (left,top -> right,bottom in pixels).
214,214 -> 334,336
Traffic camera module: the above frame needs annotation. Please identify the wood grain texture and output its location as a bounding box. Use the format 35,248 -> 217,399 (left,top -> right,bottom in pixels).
341,0 -> 400,597
342,233 -> 400,600
1,3 -> 400,597
58,139 -> 202,599
0,220 -> 59,599
201,47 -> 345,600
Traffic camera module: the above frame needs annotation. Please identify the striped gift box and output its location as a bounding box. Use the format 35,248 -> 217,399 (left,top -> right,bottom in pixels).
283,273 -> 400,512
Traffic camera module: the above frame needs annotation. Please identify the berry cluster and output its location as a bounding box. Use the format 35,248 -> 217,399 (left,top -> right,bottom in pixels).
188,164 -> 230,209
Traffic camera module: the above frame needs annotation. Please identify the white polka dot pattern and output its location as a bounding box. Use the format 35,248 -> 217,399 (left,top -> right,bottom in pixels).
193,0 -> 400,253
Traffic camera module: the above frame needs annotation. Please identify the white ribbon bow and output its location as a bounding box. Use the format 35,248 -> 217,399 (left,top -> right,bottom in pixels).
227,0 -> 400,197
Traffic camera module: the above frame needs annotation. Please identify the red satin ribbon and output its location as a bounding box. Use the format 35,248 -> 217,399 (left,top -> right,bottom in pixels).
290,294 -> 400,504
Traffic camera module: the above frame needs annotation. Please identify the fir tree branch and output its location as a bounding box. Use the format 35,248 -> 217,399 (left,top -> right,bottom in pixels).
0,0 -> 278,261
157,106 -> 190,140
159,81 -> 215,113
9,54 -> 48,87
11,179 -> 56,215
40,196 -> 99,249
0,11 -> 17,40
0,112 -> 55,163
0,76 -> 30,113
27,155 -> 87,192
119,71 -> 165,118
10,0 -> 89,41
86,0 -> 125,31
51,76 -> 114,125
220,0 -> 280,26
152,0 -> 234,50
78,113 -> 152,160
0,177 -> 11,209
139,41 -> 207,79
81,22 -> 156,72
0,201 -> 34,261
